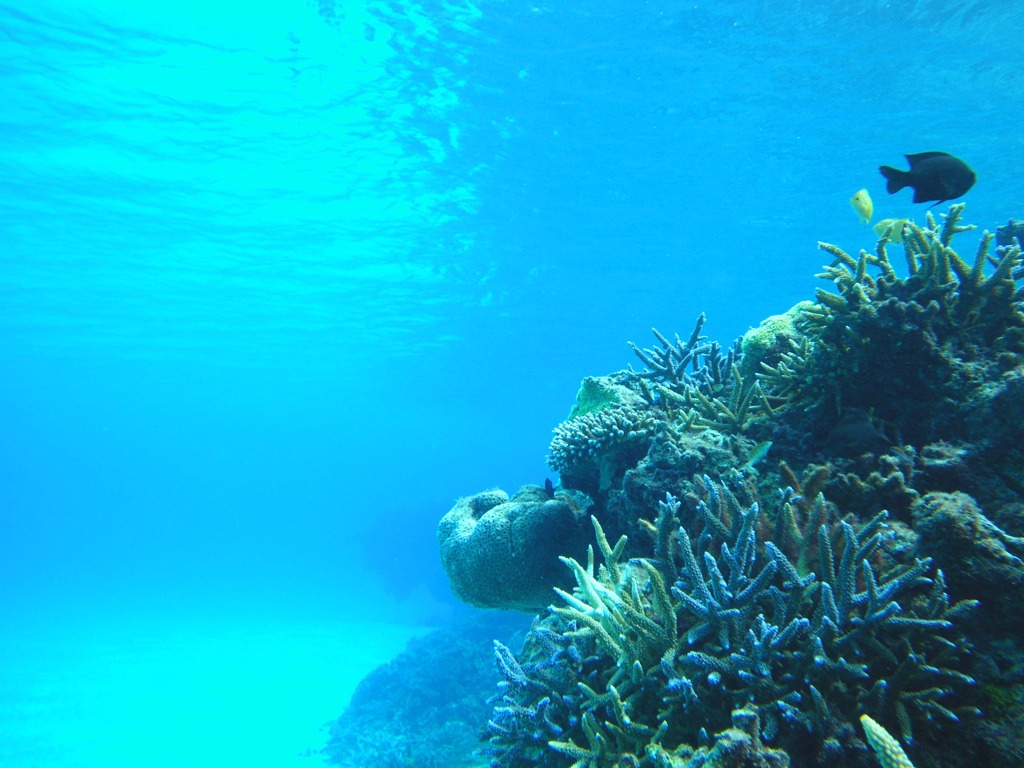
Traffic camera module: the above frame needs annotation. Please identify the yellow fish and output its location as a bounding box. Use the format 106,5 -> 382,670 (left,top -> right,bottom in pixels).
873,217 -> 909,243
850,188 -> 873,224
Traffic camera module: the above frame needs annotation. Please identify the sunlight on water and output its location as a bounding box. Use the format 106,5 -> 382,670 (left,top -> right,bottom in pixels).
0,0 -> 488,373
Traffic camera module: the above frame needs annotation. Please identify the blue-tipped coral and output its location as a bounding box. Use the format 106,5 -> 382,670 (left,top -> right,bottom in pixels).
481,483 -> 977,768
627,314 -> 771,433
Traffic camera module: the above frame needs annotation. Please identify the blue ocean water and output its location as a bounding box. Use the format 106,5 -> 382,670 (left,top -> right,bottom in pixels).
1,0 -> 1022,765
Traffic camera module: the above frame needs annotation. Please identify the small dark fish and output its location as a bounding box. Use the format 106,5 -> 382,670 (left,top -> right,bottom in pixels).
996,219 -> 1024,249
824,410 -> 891,458
879,151 -> 976,206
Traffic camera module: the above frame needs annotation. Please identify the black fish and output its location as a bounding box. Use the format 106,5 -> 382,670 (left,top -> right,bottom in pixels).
824,410 -> 890,457
879,151 -> 976,206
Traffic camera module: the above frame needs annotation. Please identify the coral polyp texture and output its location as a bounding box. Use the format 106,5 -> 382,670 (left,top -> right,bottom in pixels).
421,206 -> 1024,768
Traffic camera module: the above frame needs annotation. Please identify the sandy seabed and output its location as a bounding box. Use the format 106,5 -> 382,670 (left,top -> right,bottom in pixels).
0,610 -> 428,768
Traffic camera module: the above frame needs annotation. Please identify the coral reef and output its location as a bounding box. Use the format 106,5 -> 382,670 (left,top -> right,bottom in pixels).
765,204 -> 1024,447
423,205 -> 1024,768
324,611 -> 529,768
438,485 -> 594,612
481,490 -> 976,768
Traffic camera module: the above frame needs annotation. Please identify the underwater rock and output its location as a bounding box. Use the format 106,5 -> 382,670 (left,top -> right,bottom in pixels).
964,367 -> 1024,507
438,485 -> 593,612
912,490 -> 1024,632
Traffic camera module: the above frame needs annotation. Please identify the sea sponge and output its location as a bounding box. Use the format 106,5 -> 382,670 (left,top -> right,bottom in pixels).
437,485 -> 592,612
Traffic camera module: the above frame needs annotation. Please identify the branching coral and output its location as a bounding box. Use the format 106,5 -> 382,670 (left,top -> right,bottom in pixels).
756,205 -> 1024,444
481,484 -> 976,768
627,315 -> 772,434
628,314 -> 712,390
811,204 -> 1024,350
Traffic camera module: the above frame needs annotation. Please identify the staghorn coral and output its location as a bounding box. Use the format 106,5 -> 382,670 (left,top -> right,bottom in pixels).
755,335 -> 812,413
761,204 -> 1024,444
628,314 -> 712,391
860,715 -> 914,768
627,315 -> 773,434
481,486 -> 976,768
660,365 -> 774,433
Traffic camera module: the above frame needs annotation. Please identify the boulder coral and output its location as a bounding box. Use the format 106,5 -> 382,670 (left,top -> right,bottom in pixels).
438,485 -> 593,612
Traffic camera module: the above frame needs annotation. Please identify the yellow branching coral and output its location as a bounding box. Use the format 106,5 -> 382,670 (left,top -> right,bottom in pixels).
553,517 -> 676,687
860,714 -> 915,768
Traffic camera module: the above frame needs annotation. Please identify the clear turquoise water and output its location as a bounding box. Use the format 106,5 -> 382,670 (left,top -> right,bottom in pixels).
0,609 -> 428,766
1,0 -> 1022,764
